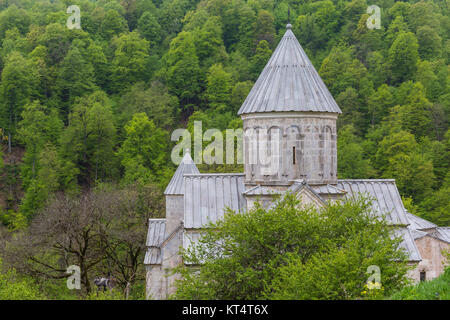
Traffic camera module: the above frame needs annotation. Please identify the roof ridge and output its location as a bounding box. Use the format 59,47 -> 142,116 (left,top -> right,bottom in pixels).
242,185 -> 260,195
184,173 -> 245,177
338,179 -> 396,182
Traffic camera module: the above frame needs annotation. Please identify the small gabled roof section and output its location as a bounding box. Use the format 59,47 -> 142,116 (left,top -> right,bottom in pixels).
288,180 -> 327,207
311,184 -> 347,195
433,227 -> 450,243
144,219 -> 166,265
164,150 -> 200,195
238,24 -> 342,116
243,185 -> 284,196
409,228 -> 428,241
409,226 -> 450,244
267,180 -> 326,210
405,211 -> 437,231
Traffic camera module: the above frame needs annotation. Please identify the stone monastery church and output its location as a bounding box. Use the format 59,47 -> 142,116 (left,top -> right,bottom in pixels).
144,24 -> 449,299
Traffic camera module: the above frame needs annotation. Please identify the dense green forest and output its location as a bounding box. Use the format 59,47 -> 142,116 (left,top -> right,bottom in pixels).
0,0 -> 448,298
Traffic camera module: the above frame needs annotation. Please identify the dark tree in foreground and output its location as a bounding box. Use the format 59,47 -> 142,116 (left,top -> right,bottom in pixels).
97,183 -> 164,299
2,184 -> 164,296
4,192 -> 106,294
173,193 -> 409,300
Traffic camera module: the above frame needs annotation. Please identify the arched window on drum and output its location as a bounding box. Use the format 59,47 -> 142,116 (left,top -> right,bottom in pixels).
243,127 -> 258,181
321,125 -> 333,181
286,125 -> 303,180
262,126 -> 282,180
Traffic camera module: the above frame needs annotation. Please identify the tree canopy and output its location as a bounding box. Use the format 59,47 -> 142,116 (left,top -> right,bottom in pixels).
173,193 -> 409,300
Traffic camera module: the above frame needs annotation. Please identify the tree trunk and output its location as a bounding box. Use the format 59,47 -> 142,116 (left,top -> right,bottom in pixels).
8,108 -> 12,154
8,132 -> 11,154
125,282 -> 130,300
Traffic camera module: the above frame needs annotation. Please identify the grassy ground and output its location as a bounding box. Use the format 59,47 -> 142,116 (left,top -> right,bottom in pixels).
390,268 -> 450,300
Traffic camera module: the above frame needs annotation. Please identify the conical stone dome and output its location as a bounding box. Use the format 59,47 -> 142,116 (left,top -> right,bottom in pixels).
239,25 -> 340,186
238,24 -> 341,115
164,151 -> 200,195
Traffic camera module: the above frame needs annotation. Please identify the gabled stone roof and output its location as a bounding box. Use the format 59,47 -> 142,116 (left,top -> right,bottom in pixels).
409,228 -> 428,241
243,185 -> 283,196
336,180 -> 409,226
394,228 -> 422,262
237,24 -> 342,116
433,227 -> 450,244
311,184 -> 347,195
183,174 -> 246,229
408,225 -> 450,245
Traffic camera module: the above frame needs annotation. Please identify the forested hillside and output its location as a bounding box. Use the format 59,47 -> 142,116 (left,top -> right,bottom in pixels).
0,0 -> 448,298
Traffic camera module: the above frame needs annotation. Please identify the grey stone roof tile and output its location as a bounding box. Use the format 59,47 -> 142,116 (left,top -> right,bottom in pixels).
144,219 -> 166,265
336,180 -> 409,226
405,211 -> 437,230
394,228 -> 422,262
183,174 -> 246,229
433,227 -> 450,243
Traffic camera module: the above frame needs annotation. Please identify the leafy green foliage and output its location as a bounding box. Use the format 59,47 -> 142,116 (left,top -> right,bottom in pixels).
249,40 -> 272,80
375,130 -> 435,202
166,31 -> 201,104
0,258 -> 44,300
387,32 -> 419,84
118,113 -> 169,186
99,9 -> 128,41
110,32 -> 150,93
60,91 -> 116,184
205,63 -> 233,108
338,125 -> 375,178
0,52 -> 39,150
118,81 -> 178,131
172,193 -> 409,300
57,46 -> 96,111
138,12 -> 162,46
17,101 -> 63,189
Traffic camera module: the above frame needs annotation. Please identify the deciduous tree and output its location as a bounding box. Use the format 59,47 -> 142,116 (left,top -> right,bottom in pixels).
173,193 -> 409,300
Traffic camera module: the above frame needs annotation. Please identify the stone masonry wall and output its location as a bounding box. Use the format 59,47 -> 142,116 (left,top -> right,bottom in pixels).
162,195 -> 184,297
242,112 -> 338,186
408,236 -> 449,282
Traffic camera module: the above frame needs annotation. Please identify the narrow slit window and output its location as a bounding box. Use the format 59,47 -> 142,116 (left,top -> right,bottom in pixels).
420,271 -> 426,282
293,146 -> 296,165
